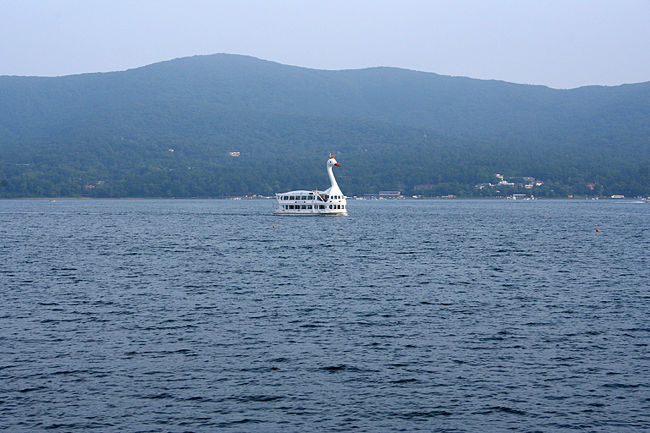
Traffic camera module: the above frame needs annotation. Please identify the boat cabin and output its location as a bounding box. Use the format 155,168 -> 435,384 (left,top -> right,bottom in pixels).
274,190 -> 347,215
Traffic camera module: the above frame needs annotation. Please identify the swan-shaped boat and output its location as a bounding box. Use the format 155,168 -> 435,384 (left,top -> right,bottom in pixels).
273,155 -> 348,216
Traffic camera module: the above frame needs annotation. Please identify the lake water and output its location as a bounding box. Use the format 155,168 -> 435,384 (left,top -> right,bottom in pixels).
1,199 -> 648,432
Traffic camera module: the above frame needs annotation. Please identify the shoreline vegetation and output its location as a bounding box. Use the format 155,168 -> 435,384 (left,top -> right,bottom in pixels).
1,195 -> 646,201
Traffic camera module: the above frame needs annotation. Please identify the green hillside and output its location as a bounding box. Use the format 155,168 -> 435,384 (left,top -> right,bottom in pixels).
0,54 -> 648,198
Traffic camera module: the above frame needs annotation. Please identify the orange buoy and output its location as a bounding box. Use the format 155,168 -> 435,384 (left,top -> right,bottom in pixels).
595,229 -> 599,232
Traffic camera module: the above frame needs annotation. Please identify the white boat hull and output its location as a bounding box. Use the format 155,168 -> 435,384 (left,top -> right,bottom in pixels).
273,208 -> 347,216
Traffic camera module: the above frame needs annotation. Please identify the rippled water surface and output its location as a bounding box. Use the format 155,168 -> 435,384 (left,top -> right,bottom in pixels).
1,199 -> 648,432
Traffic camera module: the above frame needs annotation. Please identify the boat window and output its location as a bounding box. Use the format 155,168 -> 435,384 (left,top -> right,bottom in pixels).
307,205 -> 312,209
302,196 -> 307,200
301,205 -> 306,209
342,205 -> 345,209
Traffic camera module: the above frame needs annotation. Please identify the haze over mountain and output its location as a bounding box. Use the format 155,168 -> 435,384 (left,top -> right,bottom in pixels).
1,54 -> 648,198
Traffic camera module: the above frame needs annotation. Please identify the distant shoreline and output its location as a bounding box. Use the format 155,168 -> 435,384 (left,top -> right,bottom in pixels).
1,196 -> 643,201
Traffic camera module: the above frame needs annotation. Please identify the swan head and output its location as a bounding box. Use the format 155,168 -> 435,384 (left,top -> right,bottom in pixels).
327,154 -> 341,167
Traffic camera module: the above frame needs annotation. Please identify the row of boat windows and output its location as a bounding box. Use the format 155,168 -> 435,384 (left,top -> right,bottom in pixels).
282,204 -> 346,210
283,195 -> 312,200
281,195 -> 344,201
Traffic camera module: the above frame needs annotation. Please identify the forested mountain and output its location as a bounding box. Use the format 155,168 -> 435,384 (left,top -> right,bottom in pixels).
0,53 -> 648,198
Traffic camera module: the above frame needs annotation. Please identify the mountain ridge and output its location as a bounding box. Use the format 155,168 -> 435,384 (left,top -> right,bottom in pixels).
5,53 -> 646,90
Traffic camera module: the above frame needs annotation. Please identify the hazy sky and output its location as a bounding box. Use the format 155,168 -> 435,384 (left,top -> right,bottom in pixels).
1,0 -> 648,88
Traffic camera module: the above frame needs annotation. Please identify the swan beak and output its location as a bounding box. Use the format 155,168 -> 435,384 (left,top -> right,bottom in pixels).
334,163 -> 340,166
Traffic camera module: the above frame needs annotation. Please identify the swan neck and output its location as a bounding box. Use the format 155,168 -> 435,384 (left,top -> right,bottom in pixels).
327,165 -> 340,192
